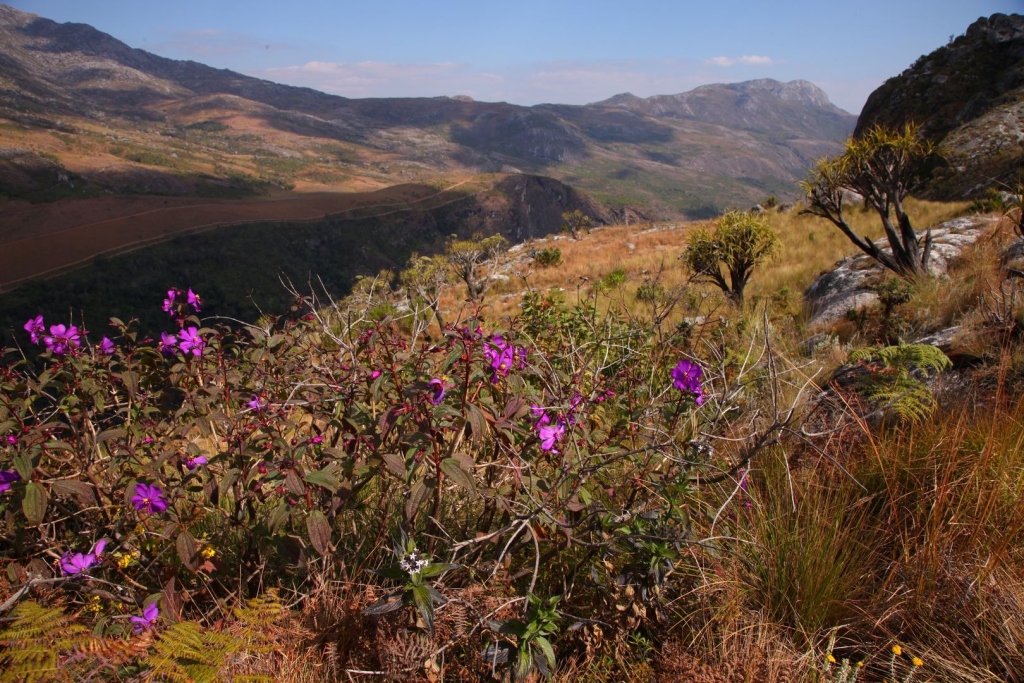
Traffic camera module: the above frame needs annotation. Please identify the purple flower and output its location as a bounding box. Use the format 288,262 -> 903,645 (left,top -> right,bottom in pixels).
43,324 -> 81,355
5,435 -> 16,445
184,455 -> 208,470
0,469 -> 20,493
309,435 -> 324,445
24,315 -> 44,344
158,332 -> 178,354
131,601 -> 159,633
484,335 -> 526,382
538,420 -> 566,453
97,337 -> 115,355
162,289 -> 177,315
177,327 -> 204,357
530,403 -> 551,426
186,288 -> 202,312
671,359 -> 705,405
247,395 -> 266,412
428,378 -> 445,405
60,539 -> 107,576
370,370 -> 382,380
131,483 -> 168,514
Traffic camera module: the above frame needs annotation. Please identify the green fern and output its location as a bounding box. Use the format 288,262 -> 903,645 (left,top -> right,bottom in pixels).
0,601 -> 91,682
143,592 -> 286,682
847,343 -> 952,423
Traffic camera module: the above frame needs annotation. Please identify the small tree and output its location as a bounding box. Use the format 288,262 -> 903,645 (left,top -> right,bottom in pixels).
445,233 -> 508,302
802,124 -> 936,277
561,210 -> 593,240
682,210 -> 779,306
400,254 -> 450,332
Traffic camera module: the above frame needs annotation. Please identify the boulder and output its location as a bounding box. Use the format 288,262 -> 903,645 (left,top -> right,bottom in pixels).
804,216 -> 996,328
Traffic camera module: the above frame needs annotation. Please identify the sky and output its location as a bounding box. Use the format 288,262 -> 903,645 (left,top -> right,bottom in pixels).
7,0 -> 1023,115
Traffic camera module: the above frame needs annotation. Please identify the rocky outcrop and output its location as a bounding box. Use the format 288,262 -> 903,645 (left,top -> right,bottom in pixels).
804,216 -> 997,328
855,13 -> 1024,198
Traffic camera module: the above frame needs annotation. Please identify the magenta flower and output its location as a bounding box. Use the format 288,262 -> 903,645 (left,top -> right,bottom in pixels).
247,395 -> 266,412
23,315 -> 44,344
671,359 -> 705,405
158,332 -> 178,354
60,539 -> 107,576
5,435 -> 16,445
97,337 -> 115,355
537,420 -> 566,453
370,370 -> 382,380
43,324 -> 81,355
131,601 -> 160,633
0,469 -> 20,493
162,289 -> 177,314
131,482 -> 168,514
184,455 -> 208,470
177,327 -> 204,356
309,435 -> 324,445
530,403 -> 551,426
428,378 -> 445,405
186,288 -> 202,312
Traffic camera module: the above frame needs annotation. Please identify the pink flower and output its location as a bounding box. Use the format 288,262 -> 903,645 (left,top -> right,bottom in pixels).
162,289 -> 177,315
184,455 -> 208,470
131,483 -> 168,514
309,435 -> 324,445
530,404 -> 551,426
60,539 -> 107,575
428,378 -> 445,405
538,421 -> 565,453
42,324 -> 81,355
131,602 -> 159,633
370,370 -> 382,380
23,315 -> 44,344
177,327 -> 204,357
158,332 -> 178,354
0,469 -> 20,493
186,288 -> 202,312
97,337 -> 115,355
247,395 -> 266,412
5,435 -> 17,445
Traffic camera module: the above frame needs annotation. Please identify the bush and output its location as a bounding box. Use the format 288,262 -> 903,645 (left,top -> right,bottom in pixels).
534,247 -> 563,267
682,210 -> 779,306
599,268 -> 628,290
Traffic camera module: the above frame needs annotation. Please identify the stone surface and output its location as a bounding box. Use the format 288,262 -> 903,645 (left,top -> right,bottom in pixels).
804,216 -> 996,328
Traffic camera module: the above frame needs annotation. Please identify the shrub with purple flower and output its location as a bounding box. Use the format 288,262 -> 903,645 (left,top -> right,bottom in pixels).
671,359 -> 705,405
428,377 -> 446,405
0,469 -> 20,493
131,483 -> 168,514
60,539 -> 107,576
131,602 -> 160,633
23,315 -> 44,344
483,334 -> 528,382
538,420 -> 566,453
184,454 -> 208,470
177,327 -> 204,357
158,332 -> 178,354
42,324 -> 81,355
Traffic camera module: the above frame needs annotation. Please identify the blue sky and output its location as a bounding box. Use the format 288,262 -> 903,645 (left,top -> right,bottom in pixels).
7,1 -> 1021,114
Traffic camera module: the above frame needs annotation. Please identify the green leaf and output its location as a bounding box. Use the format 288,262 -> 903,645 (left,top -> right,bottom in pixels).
411,583 -> 434,631
418,562 -> 458,579
51,480 -> 96,506
380,453 -> 406,478
304,468 -> 340,493
176,531 -> 198,571
12,453 -> 32,480
440,458 -> 476,496
534,636 -> 556,669
284,470 -> 306,496
465,403 -> 489,447
405,480 -> 430,523
306,510 -> 331,556
267,502 -> 290,535
22,482 -> 47,525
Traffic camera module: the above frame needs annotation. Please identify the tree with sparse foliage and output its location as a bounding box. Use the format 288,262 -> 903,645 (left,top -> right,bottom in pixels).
445,233 -> 508,301
400,254 -> 450,332
561,210 -> 593,240
682,210 -> 779,306
802,123 -> 937,277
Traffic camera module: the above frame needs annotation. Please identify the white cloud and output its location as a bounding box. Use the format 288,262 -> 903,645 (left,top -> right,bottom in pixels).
260,61 -> 502,99
152,29 -> 290,58
705,55 -> 776,67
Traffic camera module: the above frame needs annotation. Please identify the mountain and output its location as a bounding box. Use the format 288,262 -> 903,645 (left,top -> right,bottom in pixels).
856,13 -> 1024,198
0,3 -> 855,217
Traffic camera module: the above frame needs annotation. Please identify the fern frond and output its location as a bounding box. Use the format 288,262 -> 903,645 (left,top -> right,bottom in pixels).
847,343 -> 951,424
848,343 -> 952,377
0,601 -> 90,682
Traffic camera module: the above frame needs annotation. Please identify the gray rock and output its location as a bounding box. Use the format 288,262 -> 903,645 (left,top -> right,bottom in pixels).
804,216 -> 996,328
913,326 -> 961,354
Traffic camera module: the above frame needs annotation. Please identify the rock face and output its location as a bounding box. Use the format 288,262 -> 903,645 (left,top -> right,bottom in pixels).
855,13 -> 1024,198
804,216 -> 997,328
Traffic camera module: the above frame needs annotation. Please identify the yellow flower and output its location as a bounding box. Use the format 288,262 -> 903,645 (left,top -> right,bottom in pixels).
116,553 -> 132,569
857,661 -> 864,667
827,654 -> 836,664
912,657 -> 923,667
200,546 -> 216,559
892,645 -> 902,656
84,595 -> 102,613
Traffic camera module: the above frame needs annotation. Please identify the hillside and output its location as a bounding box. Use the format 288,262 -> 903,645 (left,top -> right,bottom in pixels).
856,12 -> 1024,197
0,3 -> 855,216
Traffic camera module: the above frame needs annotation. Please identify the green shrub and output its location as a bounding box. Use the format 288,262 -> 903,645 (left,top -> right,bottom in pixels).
534,247 -> 562,267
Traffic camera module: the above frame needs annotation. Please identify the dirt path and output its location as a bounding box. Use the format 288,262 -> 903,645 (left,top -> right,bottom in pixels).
0,178 -> 479,291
